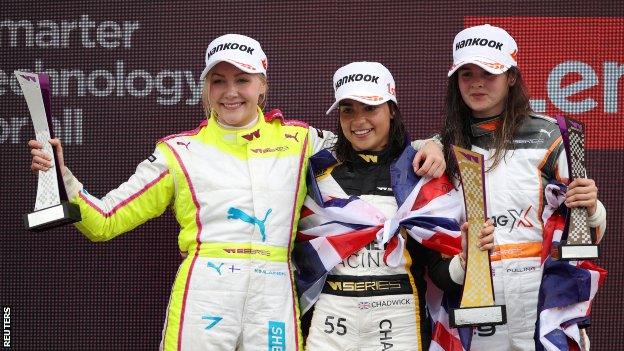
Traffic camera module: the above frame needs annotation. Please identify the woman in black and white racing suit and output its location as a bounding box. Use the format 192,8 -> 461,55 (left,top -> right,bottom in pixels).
301,61 -> 494,351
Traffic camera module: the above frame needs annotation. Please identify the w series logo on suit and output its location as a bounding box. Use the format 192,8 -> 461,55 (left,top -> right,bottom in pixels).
358,154 -> 378,163
242,129 -> 260,141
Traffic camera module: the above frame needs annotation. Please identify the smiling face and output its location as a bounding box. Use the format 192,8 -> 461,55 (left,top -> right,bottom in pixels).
457,63 -> 514,118
338,100 -> 392,152
203,61 -> 267,127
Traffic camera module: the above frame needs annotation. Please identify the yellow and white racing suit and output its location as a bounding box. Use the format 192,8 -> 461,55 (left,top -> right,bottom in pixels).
62,108 -> 333,351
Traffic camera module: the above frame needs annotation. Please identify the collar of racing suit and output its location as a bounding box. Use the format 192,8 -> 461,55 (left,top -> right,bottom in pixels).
348,144 -> 400,167
330,145 -> 400,197
208,107 -> 266,145
470,114 -> 502,137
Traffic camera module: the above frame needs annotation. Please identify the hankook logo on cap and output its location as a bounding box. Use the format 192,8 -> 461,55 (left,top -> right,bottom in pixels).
207,42 -> 255,59
335,74 -> 379,89
455,38 -> 504,51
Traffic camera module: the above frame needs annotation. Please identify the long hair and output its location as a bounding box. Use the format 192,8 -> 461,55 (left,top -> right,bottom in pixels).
333,101 -> 407,163
441,67 -> 532,180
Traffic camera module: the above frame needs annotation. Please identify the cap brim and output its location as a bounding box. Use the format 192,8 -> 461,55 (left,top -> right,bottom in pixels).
447,57 -> 512,77
325,94 -> 394,115
200,57 -> 264,80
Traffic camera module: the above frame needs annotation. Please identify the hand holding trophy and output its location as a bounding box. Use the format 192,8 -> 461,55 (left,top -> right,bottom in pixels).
449,146 -> 506,328
554,116 -> 599,260
15,71 -> 81,231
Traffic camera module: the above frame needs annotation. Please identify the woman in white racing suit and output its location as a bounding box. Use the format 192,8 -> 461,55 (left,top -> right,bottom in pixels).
441,24 -> 607,350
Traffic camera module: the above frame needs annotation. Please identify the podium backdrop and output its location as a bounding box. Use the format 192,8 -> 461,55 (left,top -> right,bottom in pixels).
2,1 -> 622,349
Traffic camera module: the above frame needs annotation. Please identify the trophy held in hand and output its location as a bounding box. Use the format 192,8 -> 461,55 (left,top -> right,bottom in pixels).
553,116 -> 598,260
449,146 -> 506,328
15,71 -> 81,231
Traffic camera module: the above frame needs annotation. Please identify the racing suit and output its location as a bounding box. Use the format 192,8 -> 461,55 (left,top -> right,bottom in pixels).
303,145 -> 465,351
466,114 -> 607,351
62,108 -> 333,351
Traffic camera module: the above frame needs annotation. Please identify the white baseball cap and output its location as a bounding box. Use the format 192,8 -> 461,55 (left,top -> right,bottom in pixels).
326,61 -> 397,115
448,24 -> 518,77
200,34 -> 267,80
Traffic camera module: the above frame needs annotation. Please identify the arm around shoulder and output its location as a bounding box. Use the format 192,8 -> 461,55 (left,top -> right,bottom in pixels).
307,126 -> 337,154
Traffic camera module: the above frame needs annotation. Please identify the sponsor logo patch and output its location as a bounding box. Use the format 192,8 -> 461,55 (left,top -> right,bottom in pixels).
268,320 -> 286,350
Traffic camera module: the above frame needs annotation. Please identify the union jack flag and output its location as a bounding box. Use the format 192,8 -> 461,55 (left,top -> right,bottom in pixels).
293,146 -> 468,350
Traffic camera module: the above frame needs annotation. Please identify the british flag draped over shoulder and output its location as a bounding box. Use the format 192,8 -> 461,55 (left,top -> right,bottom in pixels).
293,145 -> 472,351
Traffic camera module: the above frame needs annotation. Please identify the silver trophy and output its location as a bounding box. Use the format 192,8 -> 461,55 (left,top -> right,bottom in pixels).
15,71 -> 81,231
554,115 -> 598,260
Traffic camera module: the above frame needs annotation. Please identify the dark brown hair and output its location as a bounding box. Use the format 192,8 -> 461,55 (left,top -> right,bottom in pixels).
440,67 -> 532,179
